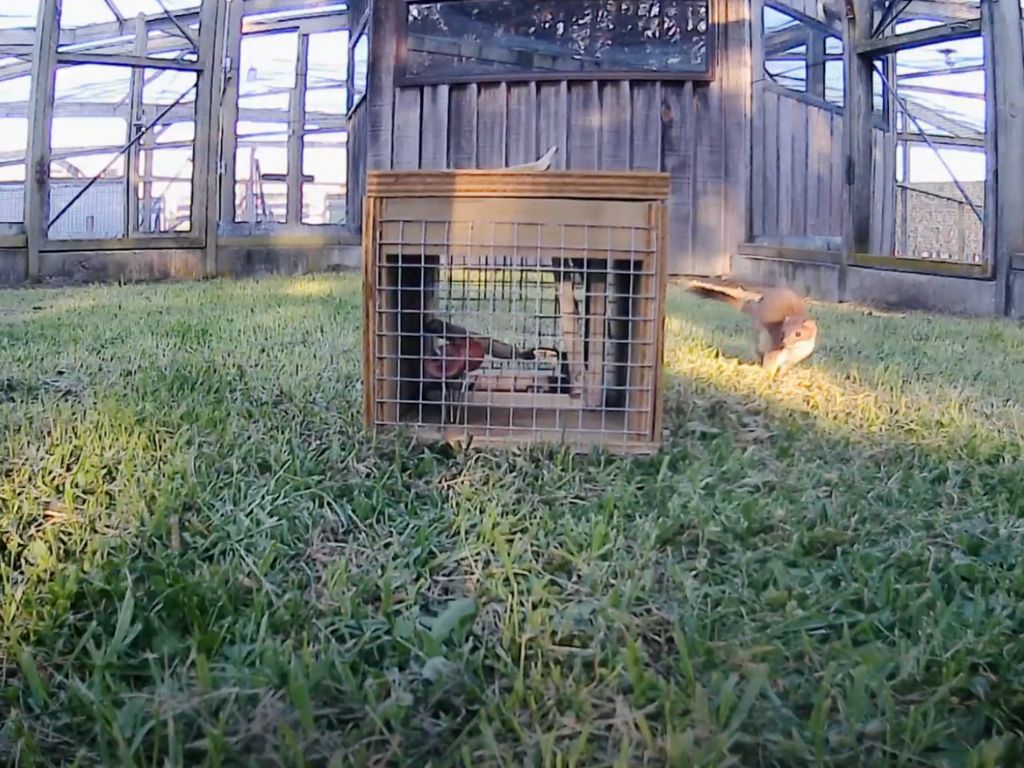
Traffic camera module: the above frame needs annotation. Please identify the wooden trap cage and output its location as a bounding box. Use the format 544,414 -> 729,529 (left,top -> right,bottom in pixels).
362,170 -> 670,454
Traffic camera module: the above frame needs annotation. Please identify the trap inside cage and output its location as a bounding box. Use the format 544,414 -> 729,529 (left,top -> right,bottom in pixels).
363,175 -> 668,454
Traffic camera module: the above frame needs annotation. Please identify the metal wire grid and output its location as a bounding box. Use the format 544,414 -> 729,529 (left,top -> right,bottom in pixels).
370,213 -> 660,448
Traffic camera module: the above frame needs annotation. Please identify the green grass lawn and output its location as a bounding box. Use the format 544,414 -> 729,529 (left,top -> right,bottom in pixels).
3,274 -> 1024,767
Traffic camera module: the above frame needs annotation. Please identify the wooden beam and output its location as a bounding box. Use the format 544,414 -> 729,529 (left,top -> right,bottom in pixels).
0,100 -> 346,129
39,235 -> 204,252
764,25 -> 813,59
900,83 -> 985,100
192,0 -> 226,275
850,251 -> 992,278
901,98 -> 984,140
871,0 -> 981,23
57,11 -> 199,49
896,132 -> 984,148
25,0 -> 62,280
127,15 -> 146,236
218,0 -> 245,238
766,0 -> 844,33
0,29 -> 37,46
843,0 -> 875,271
242,0 -> 346,14
366,0 -> 400,170
287,33 -> 309,224
856,18 -> 980,55
242,10 -> 348,35
0,36 -> 197,83
985,0 -> 1024,314
0,138 -> 190,166
55,51 -> 203,71
807,29 -> 826,99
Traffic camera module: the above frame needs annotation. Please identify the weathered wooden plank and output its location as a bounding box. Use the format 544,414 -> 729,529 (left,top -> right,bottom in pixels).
218,0 -> 244,230
600,80 -> 631,170
25,0 -> 62,277
448,83 -> 479,169
868,131 -> 879,252
126,16 -> 146,235
869,130 -> 884,253
807,30 -> 826,100
985,0 -> 1024,313
830,113 -> 844,235
763,88 -> 780,236
476,82 -> 508,167
692,78 -> 726,274
567,81 -> 600,169
194,0 -> 225,273
287,33 -> 310,223
392,87 -> 422,170
807,106 -> 831,236
366,0 -> 401,170
347,101 -> 367,231
882,122 -> 898,255
844,0 -> 874,258
777,96 -> 794,236
537,81 -> 568,169
661,82 -> 695,270
855,18 -> 981,57
630,82 -> 662,171
721,0 -> 752,260
420,85 -> 450,169
506,82 -> 538,165
981,3 -> 997,275
804,106 -> 820,236
790,101 -> 809,237
751,84 -> 765,237
365,171 -> 670,200
751,0 -> 766,73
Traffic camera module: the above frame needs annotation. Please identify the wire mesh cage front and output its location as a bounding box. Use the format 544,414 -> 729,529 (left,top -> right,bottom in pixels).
363,172 -> 669,454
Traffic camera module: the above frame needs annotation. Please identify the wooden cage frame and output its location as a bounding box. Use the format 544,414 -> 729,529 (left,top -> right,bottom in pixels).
361,169 -> 670,454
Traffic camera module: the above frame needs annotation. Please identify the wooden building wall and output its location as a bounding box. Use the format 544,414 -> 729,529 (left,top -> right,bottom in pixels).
347,99 -> 368,232
359,0 -> 753,277
752,87 -> 845,242
749,0 -> 897,255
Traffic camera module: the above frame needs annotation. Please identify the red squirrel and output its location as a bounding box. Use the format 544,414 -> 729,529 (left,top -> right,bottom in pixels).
687,283 -> 818,374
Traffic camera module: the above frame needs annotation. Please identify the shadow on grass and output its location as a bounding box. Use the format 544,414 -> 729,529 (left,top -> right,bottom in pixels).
2,276 -> 1024,766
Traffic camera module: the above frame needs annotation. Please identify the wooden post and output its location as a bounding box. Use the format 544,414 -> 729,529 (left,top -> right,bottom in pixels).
193,0 -> 227,276
984,0 -> 1024,315
24,0 -> 62,281
722,0 -> 752,272
142,146 -> 153,230
218,0 -> 244,234
898,141 -> 909,256
842,0 -> 874,291
127,14 -> 146,235
807,29 -> 826,100
287,33 -> 310,224
366,0 -> 401,171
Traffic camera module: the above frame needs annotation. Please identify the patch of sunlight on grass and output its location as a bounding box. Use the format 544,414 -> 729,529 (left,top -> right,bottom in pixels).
663,294 -> 1024,456
3,275 -> 1024,767
282,275 -> 337,298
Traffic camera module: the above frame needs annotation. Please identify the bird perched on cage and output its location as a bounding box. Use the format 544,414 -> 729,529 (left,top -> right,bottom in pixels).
686,282 -> 818,374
